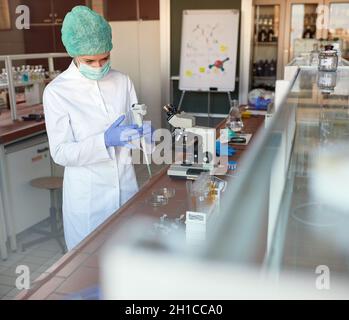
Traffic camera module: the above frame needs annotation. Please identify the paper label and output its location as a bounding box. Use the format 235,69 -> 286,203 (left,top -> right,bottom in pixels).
320,58 -> 335,68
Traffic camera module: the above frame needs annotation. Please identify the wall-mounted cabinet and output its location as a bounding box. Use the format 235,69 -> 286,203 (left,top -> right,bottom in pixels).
21,0 -> 87,25
139,0 -> 160,20
251,0 -> 286,91
245,0 -> 349,96
20,0 -> 87,71
284,0 -> 349,66
322,0 -> 349,60
20,0 -> 52,25
284,0 -> 328,66
106,0 -> 138,21
106,0 -> 159,21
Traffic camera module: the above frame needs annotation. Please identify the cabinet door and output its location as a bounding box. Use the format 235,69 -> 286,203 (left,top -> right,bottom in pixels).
21,0 -> 53,25
106,0 -> 138,21
6,141 -> 51,234
324,0 -> 349,60
139,0 -> 159,20
285,0 -> 325,63
52,0 -> 87,23
251,3 -> 282,92
23,26 -> 55,69
53,25 -> 72,72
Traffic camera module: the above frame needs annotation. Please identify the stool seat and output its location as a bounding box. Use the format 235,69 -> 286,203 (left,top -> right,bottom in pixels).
30,177 -> 63,190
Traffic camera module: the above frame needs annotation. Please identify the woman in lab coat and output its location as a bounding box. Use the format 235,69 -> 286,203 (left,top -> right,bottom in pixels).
43,6 -> 145,250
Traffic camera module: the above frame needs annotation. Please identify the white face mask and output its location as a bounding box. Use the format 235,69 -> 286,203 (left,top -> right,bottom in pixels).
77,58 -> 111,80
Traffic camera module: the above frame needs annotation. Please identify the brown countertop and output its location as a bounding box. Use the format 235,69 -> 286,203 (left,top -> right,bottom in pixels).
16,115 -> 265,300
0,104 -> 45,145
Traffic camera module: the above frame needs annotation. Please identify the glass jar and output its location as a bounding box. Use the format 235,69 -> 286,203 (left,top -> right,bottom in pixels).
317,71 -> 337,94
318,45 -> 338,72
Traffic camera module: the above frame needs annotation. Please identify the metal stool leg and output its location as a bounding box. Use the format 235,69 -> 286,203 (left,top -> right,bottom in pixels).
21,188 -> 66,254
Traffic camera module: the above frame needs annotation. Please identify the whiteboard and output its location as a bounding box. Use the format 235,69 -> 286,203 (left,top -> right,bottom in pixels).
179,10 -> 240,92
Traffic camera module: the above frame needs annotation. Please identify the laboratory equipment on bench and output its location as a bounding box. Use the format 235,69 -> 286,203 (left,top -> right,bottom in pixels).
226,100 -> 244,133
152,213 -> 186,236
148,194 -> 168,207
22,113 -> 45,121
317,71 -> 337,94
163,104 -> 218,180
185,172 -> 226,244
148,187 -> 176,207
230,136 -> 246,144
318,45 -> 338,72
130,103 -> 152,178
152,187 -> 176,199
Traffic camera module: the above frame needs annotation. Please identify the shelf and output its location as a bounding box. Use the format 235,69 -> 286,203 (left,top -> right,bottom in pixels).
254,42 -> 278,46
253,76 -> 276,80
0,79 -> 50,90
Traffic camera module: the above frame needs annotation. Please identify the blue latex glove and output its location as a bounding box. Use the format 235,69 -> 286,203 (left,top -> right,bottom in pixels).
216,140 -> 236,156
104,115 -> 142,148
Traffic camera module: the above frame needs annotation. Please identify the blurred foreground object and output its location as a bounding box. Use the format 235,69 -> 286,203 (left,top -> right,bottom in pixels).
310,143 -> 349,214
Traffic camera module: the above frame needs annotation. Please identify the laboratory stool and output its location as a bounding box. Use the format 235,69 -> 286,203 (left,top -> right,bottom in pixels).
21,177 -> 66,254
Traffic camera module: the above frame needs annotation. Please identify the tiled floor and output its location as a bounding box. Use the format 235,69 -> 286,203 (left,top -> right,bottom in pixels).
0,162 -> 165,300
0,233 -> 66,300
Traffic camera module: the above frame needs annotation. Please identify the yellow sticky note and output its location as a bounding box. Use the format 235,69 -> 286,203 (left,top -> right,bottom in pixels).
199,67 -> 205,73
185,70 -> 193,77
220,44 -> 228,53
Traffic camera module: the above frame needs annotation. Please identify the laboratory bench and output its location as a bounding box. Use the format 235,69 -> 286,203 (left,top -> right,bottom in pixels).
7,67 -> 349,299
14,114 -> 265,300
0,104 -> 45,145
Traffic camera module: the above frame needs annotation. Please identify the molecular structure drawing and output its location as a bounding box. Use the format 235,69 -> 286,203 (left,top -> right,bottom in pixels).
208,57 -> 230,72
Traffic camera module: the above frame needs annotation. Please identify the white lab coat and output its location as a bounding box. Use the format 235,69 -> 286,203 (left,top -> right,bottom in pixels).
43,61 -> 139,250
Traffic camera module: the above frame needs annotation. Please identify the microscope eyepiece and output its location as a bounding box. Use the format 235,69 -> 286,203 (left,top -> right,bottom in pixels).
163,104 -> 172,113
163,104 -> 178,117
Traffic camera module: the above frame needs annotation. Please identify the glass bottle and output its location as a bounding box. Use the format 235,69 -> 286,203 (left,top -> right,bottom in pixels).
263,60 -> 269,76
21,65 -> 29,83
258,16 -> 268,42
303,25 -> 313,39
0,68 -> 7,85
256,61 -> 263,76
267,16 -> 274,42
309,43 -> 320,66
268,25 -> 274,42
269,60 -> 276,76
252,63 -> 257,77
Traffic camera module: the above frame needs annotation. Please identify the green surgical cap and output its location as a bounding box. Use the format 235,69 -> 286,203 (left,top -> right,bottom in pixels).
61,6 -> 113,57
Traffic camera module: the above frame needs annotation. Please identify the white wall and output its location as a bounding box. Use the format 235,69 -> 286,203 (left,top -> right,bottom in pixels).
109,21 -> 162,129
239,0 -> 253,105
